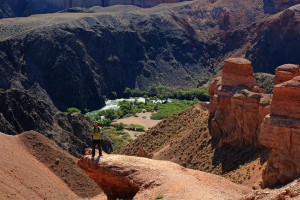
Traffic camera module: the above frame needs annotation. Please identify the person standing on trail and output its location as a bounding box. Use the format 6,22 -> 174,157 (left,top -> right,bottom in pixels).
92,122 -> 102,157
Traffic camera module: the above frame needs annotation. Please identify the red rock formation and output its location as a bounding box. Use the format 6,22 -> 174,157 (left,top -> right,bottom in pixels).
210,60 -> 300,187
274,64 -> 300,85
222,58 -> 256,88
208,58 -> 271,147
260,76 -> 300,187
78,154 -> 251,199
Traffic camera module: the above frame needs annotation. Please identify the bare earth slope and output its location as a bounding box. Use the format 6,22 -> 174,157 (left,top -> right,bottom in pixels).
118,103 -> 269,187
0,131 -> 104,199
78,154 -> 251,200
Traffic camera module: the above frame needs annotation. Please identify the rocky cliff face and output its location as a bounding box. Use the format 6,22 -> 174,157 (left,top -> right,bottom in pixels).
246,5 -> 300,73
260,75 -> 300,187
208,58 -> 271,147
263,0 -> 300,13
0,89 -> 112,157
209,58 -> 300,187
1,0 -> 299,112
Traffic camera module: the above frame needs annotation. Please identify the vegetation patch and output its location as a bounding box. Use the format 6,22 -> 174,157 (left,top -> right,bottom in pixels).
128,124 -> 145,131
123,85 -> 209,101
66,107 -> 81,114
151,99 -> 196,120
102,127 -> 132,151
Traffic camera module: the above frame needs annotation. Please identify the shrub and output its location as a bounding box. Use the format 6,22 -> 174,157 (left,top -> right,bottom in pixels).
66,107 -> 81,114
112,123 -> 125,130
129,124 -> 145,131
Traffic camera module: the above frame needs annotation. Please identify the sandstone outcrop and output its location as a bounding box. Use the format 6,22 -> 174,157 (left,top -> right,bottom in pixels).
274,64 -> 300,85
209,59 -> 300,187
208,58 -> 271,147
260,76 -> 300,187
78,154 -> 250,200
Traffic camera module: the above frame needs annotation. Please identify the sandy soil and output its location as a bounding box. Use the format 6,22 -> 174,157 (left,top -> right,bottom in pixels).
0,131 -> 106,200
0,133 -> 78,200
115,112 -> 161,131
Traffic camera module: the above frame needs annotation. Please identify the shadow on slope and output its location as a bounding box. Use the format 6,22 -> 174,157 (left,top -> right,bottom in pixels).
118,103 -> 269,185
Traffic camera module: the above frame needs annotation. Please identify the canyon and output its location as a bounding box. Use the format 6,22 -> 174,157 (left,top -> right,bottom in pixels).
0,0 -> 300,199
0,1 -> 299,113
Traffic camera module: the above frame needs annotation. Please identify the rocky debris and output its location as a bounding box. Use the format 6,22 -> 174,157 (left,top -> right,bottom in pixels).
0,89 -> 112,157
274,64 -> 300,85
242,178 -> 300,200
137,146 -> 153,158
78,154 -> 251,200
246,5 -> 300,73
260,76 -> 300,187
208,58 -> 271,147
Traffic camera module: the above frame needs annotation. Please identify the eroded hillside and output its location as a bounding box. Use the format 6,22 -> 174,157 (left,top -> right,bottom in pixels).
0,131 -> 104,200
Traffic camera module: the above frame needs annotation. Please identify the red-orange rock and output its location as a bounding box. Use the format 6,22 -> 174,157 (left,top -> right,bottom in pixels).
209,58 -> 269,147
271,76 -> 300,118
259,76 -> 300,187
78,154 -> 250,199
222,58 -> 256,89
274,64 -> 300,85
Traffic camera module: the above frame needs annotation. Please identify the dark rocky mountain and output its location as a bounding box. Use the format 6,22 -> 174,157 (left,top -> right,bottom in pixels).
246,5 -> 300,73
0,89 -> 112,157
0,0 -> 186,19
0,0 -> 299,112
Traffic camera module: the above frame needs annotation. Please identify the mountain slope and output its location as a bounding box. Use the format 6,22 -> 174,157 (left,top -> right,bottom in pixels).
1,0 -> 299,111
0,89 -> 113,157
0,131 -> 103,199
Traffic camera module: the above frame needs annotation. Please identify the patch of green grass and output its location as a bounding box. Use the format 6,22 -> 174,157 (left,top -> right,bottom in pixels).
66,107 -> 81,114
151,99 -> 194,120
128,124 -> 145,131
155,194 -> 164,199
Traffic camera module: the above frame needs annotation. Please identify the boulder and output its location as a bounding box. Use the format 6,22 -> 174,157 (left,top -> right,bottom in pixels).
274,64 -> 300,85
222,58 -> 256,89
